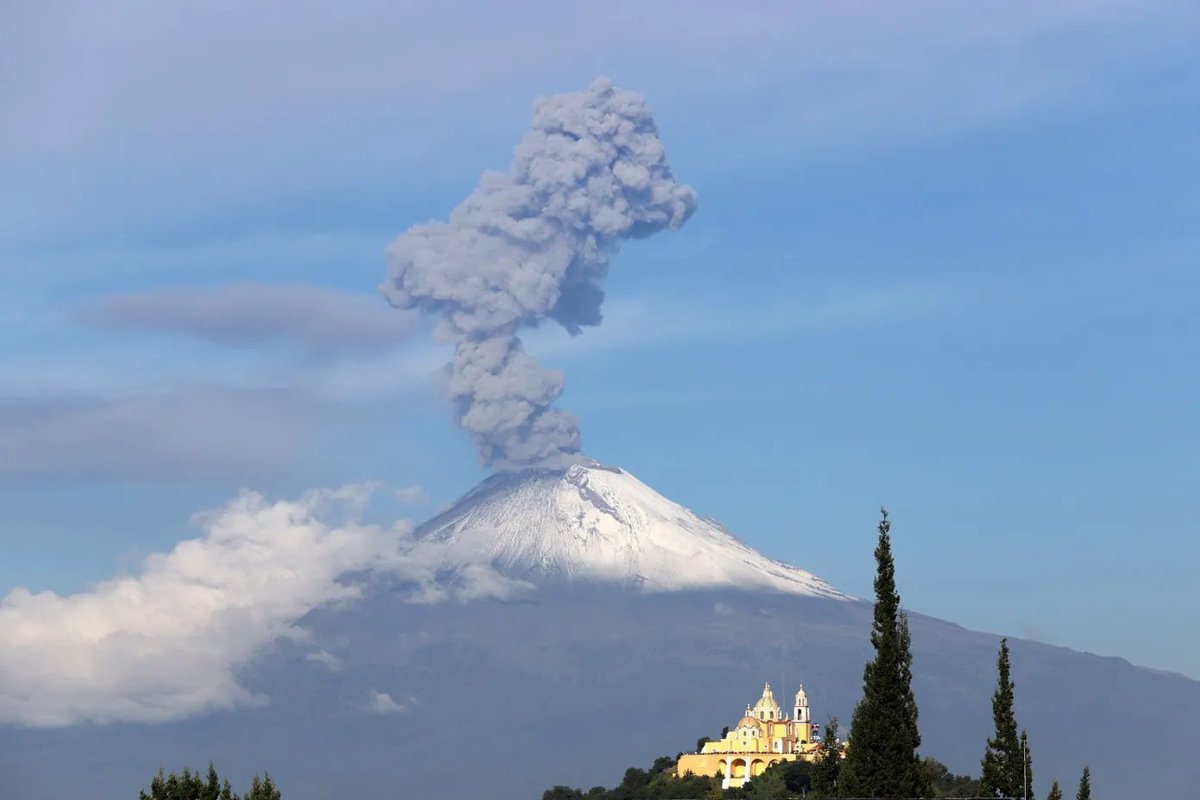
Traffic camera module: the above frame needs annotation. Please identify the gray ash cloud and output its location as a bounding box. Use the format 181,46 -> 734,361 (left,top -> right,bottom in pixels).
382,77 -> 696,468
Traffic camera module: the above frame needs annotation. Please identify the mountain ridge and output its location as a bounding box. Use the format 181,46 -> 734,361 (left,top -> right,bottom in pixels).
4,463 -> 1197,799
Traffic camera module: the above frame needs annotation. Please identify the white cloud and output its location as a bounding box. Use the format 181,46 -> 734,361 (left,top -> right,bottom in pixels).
394,485 -> 430,505
399,559 -> 535,606
0,486 -> 400,727
0,482 -> 538,727
365,691 -> 408,715
305,649 -> 342,671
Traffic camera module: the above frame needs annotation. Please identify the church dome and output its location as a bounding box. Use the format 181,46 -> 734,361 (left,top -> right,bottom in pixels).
752,681 -> 782,719
737,715 -> 762,730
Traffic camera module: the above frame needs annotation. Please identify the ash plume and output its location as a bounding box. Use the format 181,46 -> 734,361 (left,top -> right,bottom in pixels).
382,77 -> 697,468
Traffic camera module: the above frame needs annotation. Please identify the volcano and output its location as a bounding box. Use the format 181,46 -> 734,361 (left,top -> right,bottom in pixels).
2,461 -> 1197,799
410,460 -> 844,597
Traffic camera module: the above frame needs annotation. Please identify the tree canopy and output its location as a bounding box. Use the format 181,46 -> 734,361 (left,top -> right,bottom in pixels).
138,765 -> 279,800
809,717 -> 842,796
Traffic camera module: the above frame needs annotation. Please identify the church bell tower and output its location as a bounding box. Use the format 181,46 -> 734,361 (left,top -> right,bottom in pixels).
792,681 -> 811,743
793,684 -> 810,724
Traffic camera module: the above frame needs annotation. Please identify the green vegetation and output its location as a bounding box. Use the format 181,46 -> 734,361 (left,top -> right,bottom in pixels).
922,757 -> 982,798
809,717 -> 842,795
541,754 -> 811,800
980,638 -> 1031,800
1075,767 -> 1091,800
138,765 -> 281,800
542,751 -> 994,800
839,509 -> 926,799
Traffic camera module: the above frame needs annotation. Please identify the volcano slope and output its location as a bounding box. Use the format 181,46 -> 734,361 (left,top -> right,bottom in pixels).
1,463 -> 1195,799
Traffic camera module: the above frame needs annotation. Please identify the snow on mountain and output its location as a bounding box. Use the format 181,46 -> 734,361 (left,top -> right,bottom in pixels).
412,459 -> 847,598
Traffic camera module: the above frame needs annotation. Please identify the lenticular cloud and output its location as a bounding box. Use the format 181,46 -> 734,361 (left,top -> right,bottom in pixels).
382,77 -> 697,468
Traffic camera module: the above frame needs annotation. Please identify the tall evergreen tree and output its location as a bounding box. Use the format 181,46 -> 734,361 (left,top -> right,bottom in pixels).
810,717 -> 842,796
839,508 -> 925,799
1075,767 -> 1090,800
898,612 -> 929,798
1046,781 -> 1062,800
980,639 -> 1024,798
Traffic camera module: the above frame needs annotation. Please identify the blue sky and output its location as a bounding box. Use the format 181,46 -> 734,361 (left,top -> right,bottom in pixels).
1,0 -> 1197,682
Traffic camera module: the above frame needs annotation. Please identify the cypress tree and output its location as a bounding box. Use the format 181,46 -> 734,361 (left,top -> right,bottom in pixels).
980,639 -> 1023,798
810,717 -> 842,796
898,612 -> 929,797
839,508 -> 925,798
1075,767 -> 1090,800
1047,780 -> 1062,800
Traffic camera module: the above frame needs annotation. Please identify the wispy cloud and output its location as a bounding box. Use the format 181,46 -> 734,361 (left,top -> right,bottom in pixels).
2,0 -> 1187,249
0,278 -> 953,484
526,283 -> 956,361
365,691 -> 408,715
1,0 -> 1169,162
0,230 -> 384,285
0,389 -> 313,482
305,649 -> 342,671
78,283 -> 419,353
394,485 -> 430,505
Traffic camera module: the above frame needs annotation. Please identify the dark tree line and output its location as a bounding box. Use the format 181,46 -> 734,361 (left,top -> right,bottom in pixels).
138,765 -> 280,800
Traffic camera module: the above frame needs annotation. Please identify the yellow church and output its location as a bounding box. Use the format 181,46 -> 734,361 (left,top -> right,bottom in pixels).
676,682 -> 823,789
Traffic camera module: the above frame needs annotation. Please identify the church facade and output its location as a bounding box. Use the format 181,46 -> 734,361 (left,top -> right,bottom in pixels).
676,682 -> 821,789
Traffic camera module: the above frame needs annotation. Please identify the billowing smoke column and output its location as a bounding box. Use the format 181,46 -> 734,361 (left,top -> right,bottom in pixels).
382,77 -> 697,468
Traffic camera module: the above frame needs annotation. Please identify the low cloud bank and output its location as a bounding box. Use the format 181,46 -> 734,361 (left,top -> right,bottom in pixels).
0,484 -> 522,727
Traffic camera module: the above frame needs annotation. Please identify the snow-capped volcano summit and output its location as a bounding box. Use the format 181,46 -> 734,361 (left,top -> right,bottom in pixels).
412,459 -> 846,598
